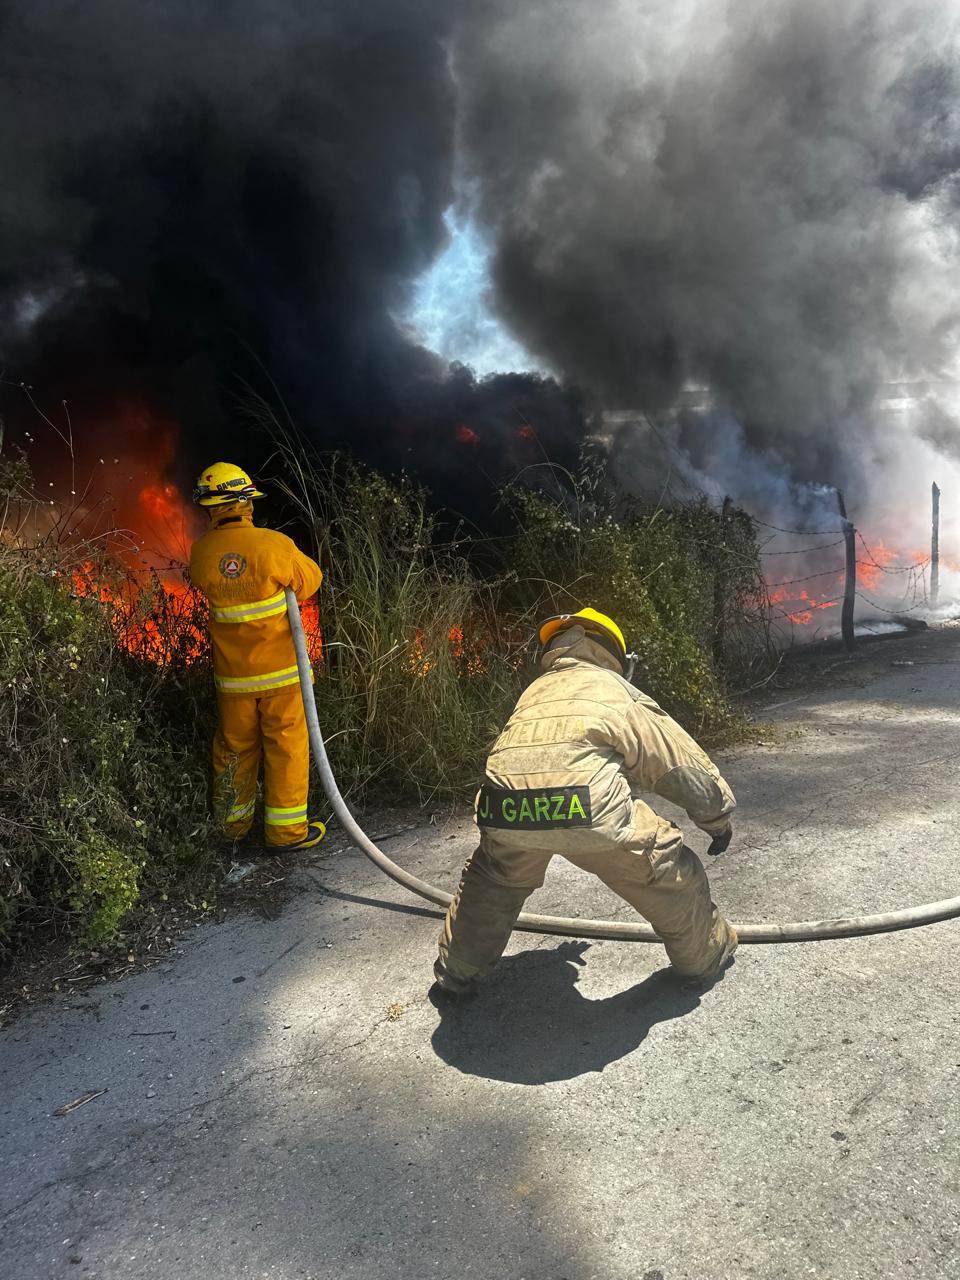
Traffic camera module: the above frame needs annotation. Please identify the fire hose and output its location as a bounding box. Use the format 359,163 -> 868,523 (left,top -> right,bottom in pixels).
286,588 -> 960,943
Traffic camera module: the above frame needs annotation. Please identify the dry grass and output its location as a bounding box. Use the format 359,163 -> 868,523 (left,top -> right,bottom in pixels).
256,407 -> 525,801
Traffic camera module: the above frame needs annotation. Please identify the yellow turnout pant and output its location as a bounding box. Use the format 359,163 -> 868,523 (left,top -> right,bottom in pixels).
435,833 -> 732,987
212,684 -> 310,847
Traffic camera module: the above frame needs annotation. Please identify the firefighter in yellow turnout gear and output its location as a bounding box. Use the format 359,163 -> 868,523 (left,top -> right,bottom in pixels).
435,609 -> 738,994
189,463 -> 325,850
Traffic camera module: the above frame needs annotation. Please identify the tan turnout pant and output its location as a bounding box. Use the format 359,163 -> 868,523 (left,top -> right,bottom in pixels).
435,833 -> 732,989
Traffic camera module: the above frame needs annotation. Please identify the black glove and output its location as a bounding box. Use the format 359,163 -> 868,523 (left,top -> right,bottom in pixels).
707,825 -> 733,857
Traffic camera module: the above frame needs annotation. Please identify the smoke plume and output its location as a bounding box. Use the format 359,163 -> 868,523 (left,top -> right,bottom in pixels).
0,0 -> 584,518
5,0 -> 960,537
454,0 -> 960,510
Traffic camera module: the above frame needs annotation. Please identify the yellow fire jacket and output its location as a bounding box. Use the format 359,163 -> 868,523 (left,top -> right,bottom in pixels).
480,626 -> 736,861
189,504 -> 322,695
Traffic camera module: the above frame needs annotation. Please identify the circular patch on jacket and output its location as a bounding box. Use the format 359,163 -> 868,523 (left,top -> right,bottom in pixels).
218,553 -> 247,579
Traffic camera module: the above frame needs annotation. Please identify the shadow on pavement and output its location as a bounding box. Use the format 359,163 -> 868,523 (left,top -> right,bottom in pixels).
431,940 -> 706,1084
309,881 -> 444,921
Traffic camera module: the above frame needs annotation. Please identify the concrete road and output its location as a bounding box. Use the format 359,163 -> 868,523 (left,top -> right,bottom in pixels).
3,628 -> 960,1279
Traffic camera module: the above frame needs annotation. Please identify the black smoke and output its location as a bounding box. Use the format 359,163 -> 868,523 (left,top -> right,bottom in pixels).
0,1 -> 585,521
6,1 -> 960,526
453,0 -> 960,504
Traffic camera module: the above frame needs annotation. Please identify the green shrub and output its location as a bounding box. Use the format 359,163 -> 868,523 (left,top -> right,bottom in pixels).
66,827 -> 143,943
502,466 -> 770,739
0,510 -> 217,953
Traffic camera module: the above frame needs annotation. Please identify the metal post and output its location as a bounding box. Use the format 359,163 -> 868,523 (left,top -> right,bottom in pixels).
712,495 -> 732,671
837,489 -> 856,652
931,482 -> 940,608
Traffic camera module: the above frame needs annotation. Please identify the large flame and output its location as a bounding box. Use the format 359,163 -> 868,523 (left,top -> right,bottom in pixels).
33,401 -> 321,666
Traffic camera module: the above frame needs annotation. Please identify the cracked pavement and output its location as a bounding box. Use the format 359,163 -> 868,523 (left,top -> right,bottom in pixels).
3,628 -> 960,1279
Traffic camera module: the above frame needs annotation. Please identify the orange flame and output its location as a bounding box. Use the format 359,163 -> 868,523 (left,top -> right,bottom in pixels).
300,596 -> 324,665
408,623 -> 486,677
768,585 -> 839,624
767,530 -> 933,628
856,539 -> 897,591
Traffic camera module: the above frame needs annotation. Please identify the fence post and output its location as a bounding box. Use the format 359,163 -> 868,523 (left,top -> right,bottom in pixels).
836,489 -> 856,652
931,482 -> 940,608
712,495 -> 732,670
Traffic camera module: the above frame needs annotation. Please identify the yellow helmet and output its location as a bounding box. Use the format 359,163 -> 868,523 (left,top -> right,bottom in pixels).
193,462 -> 265,508
538,607 -> 627,659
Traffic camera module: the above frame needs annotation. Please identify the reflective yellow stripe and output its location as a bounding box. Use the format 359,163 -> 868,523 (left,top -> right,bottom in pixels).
265,805 -> 308,826
227,800 -> 255,822
215,665 -> 300,693
213,590 -> 286,617
211,591 -> 288,624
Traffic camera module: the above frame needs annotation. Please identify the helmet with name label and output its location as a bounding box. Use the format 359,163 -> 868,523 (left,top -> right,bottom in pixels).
193,462 -> 265,508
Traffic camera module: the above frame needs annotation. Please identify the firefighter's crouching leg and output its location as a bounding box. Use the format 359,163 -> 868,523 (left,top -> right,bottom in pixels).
259,684 -> 311,847
575,841 -> 735,979
435,840 -> 552,993
212,694 -> 261,840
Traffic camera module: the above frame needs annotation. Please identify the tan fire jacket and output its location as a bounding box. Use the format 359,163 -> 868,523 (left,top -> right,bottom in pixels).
480,626 -> 735,859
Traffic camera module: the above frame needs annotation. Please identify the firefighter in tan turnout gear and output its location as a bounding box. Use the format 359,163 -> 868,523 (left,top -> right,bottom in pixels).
189,462 -> 325,851
434,608 -> 738,995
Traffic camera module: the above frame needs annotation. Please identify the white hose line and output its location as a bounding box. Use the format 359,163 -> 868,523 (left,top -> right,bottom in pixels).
286,590 -> 960,943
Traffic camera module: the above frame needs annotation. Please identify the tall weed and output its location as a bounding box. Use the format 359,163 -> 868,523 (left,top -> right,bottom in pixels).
268,446 -> 523,801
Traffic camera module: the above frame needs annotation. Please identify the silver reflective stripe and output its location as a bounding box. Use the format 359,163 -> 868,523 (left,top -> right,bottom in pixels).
265,805 -> 308,827
215,665 -> 300,693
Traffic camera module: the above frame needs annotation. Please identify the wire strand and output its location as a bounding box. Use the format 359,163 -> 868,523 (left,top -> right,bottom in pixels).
856,531 -> 929,575
854,591 -> 924,616
760,539 -> 846,556
753,518 -> 842,536
767,568 -> 846,588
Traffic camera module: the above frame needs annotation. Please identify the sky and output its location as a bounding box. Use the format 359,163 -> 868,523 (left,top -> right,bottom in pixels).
405,207 -> 543,378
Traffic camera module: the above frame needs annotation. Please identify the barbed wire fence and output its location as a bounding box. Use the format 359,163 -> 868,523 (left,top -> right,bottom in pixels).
755,511 -> 934,645
615,415 -> 941,648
